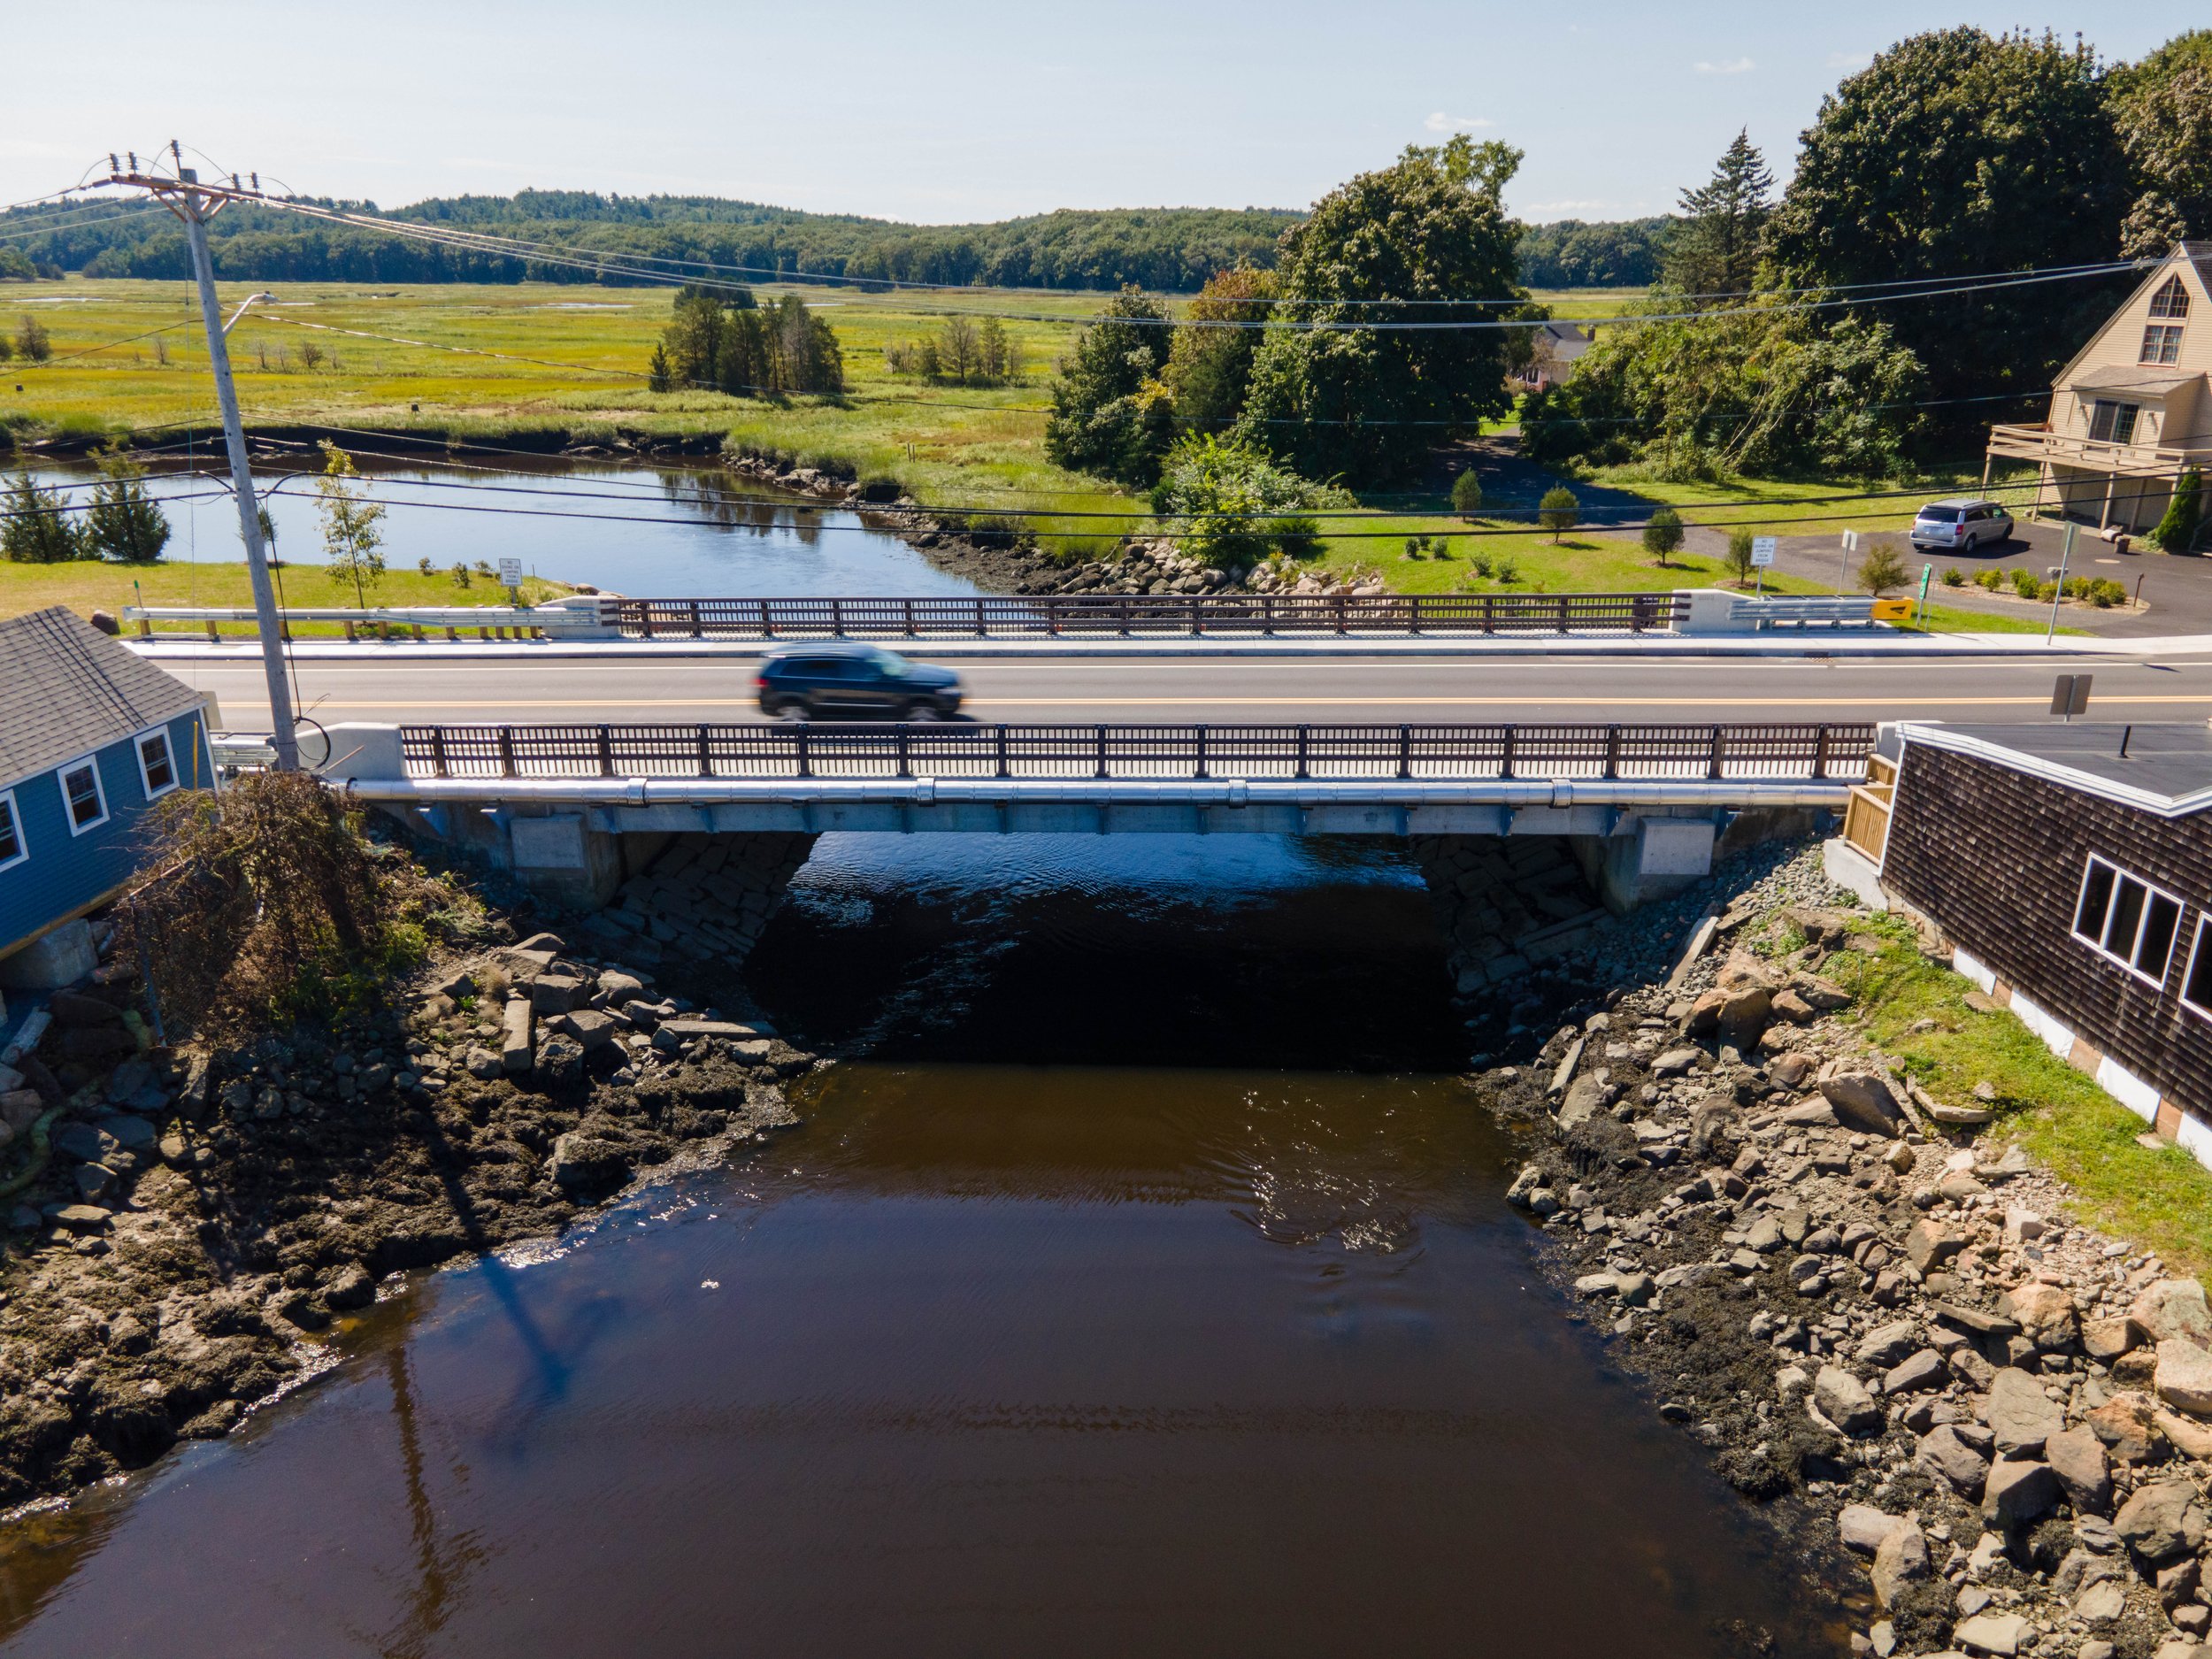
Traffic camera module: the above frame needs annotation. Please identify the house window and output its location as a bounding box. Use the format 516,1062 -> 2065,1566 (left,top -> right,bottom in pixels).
0,790 -> 24,872
2074,854 -> 2184,986
58,755 -> 108,835
135,728 -> 177,798
2149,276 -> 2191,320
2142,325 -> 2185,365
2088,400 -> 2141,444
2185,918 -> 2212,1019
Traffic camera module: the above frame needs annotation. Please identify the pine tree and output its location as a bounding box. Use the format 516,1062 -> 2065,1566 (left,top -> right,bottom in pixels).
84,450 -> 170,563
647,342 -> 672,393
0,472 -> 87,562
1665,129 -> 1775,300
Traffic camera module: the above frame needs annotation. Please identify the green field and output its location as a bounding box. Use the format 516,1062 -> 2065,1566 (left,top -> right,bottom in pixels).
0,276 -> 2045,621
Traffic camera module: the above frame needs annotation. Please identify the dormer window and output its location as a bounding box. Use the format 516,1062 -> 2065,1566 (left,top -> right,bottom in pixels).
2149,276 -> 2191,319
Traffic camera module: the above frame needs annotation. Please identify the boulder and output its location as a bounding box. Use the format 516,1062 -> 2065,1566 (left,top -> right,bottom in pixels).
322,1263 -> 376,1311
501,998 -> 534,1074
1819,1067 -> 1905,1136
1953,1611 -> 2029,1656
1870,1522 -> 1931,1611
534,1033 -> 585,1092
2155,1338 -> 2212,1418
1987,1366 -> 2066,1456
549,1129 -> 633,1199
1770,988 -> 1816,1025
2002,1281 -> 2078,1350
596,972 -> 646,1007
2133,1279 -> 2212,1348
2156,1407 -> 2212,1461
2047,1425 -> 2115,1515
556,1009 -> 619,1053
47,991 -> 123,1029
2114,1479 -> 2208,1563
1885,1350 -> 1947,1395
1982,1457 -> 2060,1528
529,974 -> 583,1017
1789,972 -> 1853,1010
1916,1425 -> 1992,1497
1651,1048 -> 1702,1078
1839,1503 -> 1904,1554
1905,1221 -> 1965,1275
1816,1366 -> 1883,1436
2084,1316 -> 2139,1361
1767,1051 -> 1815,1089
2086,1392 -> 2162,1465
1856,1319 -> 1922,1369
1555,1074 -> 1609,1132
1717,987 -> 1770,1048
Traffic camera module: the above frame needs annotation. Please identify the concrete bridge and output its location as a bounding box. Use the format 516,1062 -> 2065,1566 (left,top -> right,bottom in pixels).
287,719 -> 1864,982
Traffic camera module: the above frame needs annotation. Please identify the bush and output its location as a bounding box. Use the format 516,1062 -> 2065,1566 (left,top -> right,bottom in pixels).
1148,433 -> 1353,568
1493,556 -> 1519,584
13,317 -> 50,362
1,472 -> 86,562
1974,568 -> 2004,591
1469,550 -> 1494,577
1450,469 -> 1484,516
1941,566 -> 1964,587
2153,469 -> 2203,553
1538,485 -> 1578,542
1856,539 -> 1909,596
1641,504 -> 1685,565
2009,566 -> 2041,598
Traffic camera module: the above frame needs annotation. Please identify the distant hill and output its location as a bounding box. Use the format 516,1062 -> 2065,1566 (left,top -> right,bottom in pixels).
4,190 -> 1669,294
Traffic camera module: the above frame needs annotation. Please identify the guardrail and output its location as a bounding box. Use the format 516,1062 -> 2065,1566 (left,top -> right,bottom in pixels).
599,592 -> 1689,638
126,603 -> 601,641
395,721 -> 1876,784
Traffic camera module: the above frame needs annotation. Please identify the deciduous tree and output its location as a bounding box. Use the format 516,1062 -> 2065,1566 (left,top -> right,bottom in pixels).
1043,289 -> 1176,485
314,441 -> 388,604
1163,266 -> 1276,431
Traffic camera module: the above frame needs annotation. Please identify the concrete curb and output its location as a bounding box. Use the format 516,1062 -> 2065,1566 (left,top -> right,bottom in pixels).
126,633 -> 2212,664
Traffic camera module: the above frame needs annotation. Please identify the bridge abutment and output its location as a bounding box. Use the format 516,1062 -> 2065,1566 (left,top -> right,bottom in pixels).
595,832 -> 819,968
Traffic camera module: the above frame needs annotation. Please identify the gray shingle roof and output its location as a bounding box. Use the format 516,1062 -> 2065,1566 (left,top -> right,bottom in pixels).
0,607 -> 208,790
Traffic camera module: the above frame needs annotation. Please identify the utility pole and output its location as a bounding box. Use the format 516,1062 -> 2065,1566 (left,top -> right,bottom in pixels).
110,152 -> 297,767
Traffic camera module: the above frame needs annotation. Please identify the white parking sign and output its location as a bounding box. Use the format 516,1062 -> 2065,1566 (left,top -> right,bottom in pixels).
1750,536 -> 1777,568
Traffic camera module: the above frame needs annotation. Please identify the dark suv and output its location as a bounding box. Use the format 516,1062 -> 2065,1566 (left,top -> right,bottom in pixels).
756,643 -> 964,720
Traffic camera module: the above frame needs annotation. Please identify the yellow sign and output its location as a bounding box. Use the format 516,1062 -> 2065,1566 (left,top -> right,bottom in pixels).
1870,598 -> 1915,622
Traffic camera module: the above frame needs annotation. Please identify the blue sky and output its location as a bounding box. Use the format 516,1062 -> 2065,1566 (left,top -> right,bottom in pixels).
8,3 -> 2201,225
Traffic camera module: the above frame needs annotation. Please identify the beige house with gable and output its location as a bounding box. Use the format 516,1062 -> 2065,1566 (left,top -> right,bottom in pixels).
1985,242 -> 2212,536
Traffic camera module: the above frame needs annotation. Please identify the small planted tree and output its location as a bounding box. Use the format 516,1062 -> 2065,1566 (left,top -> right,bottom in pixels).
1724,526 -> 1756,586
1,472 -> 86,562
1450,468 -> 1484,517
1641,505 -> 1684,566
314,440 -> 388,604
1857,538 -> 1909,596
2153,470 -> 2202,553
1538,485 -> 1578,542
13,316 -> 50,361
647,342 -> 673,393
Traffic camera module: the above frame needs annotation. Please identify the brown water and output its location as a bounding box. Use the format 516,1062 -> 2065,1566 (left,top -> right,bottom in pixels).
0,835 -> 1829,1656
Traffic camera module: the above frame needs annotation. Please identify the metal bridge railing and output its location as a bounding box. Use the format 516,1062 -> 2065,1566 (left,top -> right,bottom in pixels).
396,721 -> 1875,785
607,592 -> 1690,640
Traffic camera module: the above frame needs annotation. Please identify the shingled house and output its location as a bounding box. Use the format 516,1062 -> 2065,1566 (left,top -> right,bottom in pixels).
1846,720 -> 2212,1166
0,608 -> 218,988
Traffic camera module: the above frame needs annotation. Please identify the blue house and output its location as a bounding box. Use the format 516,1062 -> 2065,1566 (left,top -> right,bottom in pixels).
0,607 -> 217,986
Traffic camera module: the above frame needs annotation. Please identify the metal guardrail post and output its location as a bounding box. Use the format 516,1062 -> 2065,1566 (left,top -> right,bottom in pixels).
759,598 -> 773,640
1483,596 -> 1495,636
1262,595 -> 1275,637
687,602 -> 703,640
1118,599 -> 1130,639
1295,725 -> 1310,780
896,725 -> 910,779
903,598 -> 917,637
1708,726 -> 1726,780
1189,597 -> 1201,637
1556,596 -> 1569,634
1500,725 -> 1516,780
697,725 -> 712,778
1334,595 -> 1348,636
995,725 -> 1010,779
1194,724 -> 1209,780
795,726 -> 811,780
429,728 -> 450,779
1094,725 -> 1109,780
1397,725 -> 1412,780
832,599 -> 845,639
976,598 -> 987,639
597,726 -> 614,778
498,727 -> 517,779
1604,725 -> 1620,779
1813,726 -> 1830,780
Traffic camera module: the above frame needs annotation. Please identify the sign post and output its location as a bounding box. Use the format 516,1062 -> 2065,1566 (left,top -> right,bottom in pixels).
499,557 -> 524,607
1750,535 -> 1776,597
1917,563 -> 1932,627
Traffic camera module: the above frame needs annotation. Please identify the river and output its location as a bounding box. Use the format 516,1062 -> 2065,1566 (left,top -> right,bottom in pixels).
0,835 -> 1829,1656
25,457 -> 976,597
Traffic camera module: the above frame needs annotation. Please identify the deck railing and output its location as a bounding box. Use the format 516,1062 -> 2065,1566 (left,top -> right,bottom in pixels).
396,721 -> 1876,784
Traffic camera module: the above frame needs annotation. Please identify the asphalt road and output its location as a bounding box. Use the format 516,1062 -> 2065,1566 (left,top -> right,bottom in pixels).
173,649 -> 2212,731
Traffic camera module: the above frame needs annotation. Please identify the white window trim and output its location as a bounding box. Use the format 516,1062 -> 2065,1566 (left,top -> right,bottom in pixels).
0,787 -> 25,873
56,752 -> 109,837
133,724 -> 178,800
2072,853 -> 2184,987
2183,917 -> 2212,1023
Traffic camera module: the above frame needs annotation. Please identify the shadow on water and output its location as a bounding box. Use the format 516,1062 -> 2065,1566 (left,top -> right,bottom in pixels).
0,833 -> 1838,1657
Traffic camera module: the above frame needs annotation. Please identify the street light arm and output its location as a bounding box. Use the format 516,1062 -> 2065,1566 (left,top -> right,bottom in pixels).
222,293 -> 276,336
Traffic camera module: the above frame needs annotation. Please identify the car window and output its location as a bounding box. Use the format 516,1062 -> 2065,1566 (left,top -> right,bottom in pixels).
870,649 -> 908,679
1916,506 -> 1959,523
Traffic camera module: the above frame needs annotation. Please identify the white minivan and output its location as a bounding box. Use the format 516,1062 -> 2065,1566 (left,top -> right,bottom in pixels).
1910,497 -> 2015,553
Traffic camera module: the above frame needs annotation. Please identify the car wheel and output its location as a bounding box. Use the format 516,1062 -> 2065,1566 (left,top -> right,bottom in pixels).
905,700 -> 943,722
772,698 -> 807,721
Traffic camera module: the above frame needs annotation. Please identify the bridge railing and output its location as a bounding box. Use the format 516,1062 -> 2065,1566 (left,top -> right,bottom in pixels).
397,721 -> 1875,784
606,592 -> 1691,639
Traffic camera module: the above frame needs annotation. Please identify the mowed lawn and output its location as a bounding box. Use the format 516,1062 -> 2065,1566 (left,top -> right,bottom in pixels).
2,276 -> 2027,620
0,558 -> 573,636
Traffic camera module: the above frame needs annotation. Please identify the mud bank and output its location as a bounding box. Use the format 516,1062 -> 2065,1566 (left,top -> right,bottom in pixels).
1486,844 -> 2212,1659
0,918 -> 820,1512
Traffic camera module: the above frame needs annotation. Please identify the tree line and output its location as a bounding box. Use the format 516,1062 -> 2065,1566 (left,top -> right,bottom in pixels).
646,286 -> 845,396
1526,26 -> 2212,480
